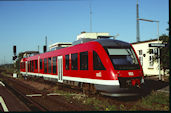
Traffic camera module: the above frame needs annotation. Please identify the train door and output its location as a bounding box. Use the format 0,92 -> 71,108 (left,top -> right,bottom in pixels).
57,56 -> 63,82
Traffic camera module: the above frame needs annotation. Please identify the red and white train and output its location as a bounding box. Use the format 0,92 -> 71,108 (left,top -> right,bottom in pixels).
20,38 -> 144,96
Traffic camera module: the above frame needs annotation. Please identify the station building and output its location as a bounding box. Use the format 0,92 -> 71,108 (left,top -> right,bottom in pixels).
132,39 -> 166,77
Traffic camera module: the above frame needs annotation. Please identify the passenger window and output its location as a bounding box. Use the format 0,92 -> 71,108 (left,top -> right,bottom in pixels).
44,58 -> 47,73
71,53 -> 78,70
65,55 -> 69,70
30,61 -> 32,72
35,60 -> 38,69
53,57 -> 57,74
28,61 -> 30,72
93,51 -> 105,70
32,60 -> 34,72
48,57 -> 51,73
80,51 -> 88,70
24,62 -> 25,69
40,59 -> 42,69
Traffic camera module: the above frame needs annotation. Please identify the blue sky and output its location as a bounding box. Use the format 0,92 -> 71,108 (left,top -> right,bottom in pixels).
0,0 -> 169,64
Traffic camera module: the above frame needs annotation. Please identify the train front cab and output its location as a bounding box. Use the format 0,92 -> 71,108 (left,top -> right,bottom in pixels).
94,39 -> 145,96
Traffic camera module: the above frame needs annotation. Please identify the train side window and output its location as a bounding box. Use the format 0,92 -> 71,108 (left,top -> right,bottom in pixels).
53,57 -> 57,74
44,58 -> 47,73
93,51 -> 105,70
35,60 -> 38,69
30,61 -> 32,72
30,61 -> 31,71
48,57 -> 51,73
28,61 -> 30,72
29,61 -> 31,72
32,60 -> 34,72
65,55 -> 69,70
40,59 -> 42,69
71,53 -> 78,70
30,61 -> 31,72
24,62 -> 25,69
80,51 -> 88,70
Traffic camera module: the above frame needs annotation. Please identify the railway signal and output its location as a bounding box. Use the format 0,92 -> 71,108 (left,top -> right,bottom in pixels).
43,45 -> 47,53
13,45 -> 17,60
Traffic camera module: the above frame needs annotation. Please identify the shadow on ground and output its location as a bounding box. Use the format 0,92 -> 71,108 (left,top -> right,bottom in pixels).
141,77 -> 169,95
111,76 -> 169,101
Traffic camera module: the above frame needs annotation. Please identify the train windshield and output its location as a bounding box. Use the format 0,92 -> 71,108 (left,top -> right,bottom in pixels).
106,47 -> 140,70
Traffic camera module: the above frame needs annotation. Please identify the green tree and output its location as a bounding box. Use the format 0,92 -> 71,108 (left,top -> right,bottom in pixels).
152,34 -> 169,76
159,34 -> 169,75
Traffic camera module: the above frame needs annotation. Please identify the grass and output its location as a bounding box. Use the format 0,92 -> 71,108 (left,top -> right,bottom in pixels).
53,86 -> 169,111
136,91 -> 169,111
54,88 -> 118,111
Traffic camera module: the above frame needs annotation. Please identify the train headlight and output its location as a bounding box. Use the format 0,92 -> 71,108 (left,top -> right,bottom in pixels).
141,77 -> 144,83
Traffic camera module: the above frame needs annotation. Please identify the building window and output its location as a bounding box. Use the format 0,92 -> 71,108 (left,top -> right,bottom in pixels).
138,50 -> 142,55
149,56 -> 154,67
71,53 -> 78,70
40,59 -> 42,69
138,50 -> 143,66
149,49 -> 154,67
44,58 -> 47,73
53,57 -> 57,74
93,51 -> 105,70
65,55 -> 69,70
80,51 -> 88,70
48,57 -> 51,73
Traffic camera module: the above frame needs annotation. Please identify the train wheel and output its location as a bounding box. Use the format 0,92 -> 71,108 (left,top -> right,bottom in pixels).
82,83 -> 90,95
82,83 -> 97,95
89,84 -> 96,95
57,83 -> 63,90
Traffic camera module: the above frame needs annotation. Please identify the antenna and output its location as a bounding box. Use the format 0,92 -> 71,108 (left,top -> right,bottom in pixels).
89,1 -> 92,32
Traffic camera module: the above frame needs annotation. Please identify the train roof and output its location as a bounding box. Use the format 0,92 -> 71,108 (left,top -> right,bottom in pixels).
94,39 -> 131,48
22,38 -> 131,61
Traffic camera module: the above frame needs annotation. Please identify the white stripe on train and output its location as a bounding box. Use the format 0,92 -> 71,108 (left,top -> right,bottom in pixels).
20,72 -> 119,86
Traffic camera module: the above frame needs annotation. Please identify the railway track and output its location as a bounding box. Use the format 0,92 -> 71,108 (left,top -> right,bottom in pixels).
0,74 -> 94,111
1,76 -> 48,111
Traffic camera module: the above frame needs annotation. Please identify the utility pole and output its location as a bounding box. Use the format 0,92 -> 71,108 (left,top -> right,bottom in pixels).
136,0 -> 140,42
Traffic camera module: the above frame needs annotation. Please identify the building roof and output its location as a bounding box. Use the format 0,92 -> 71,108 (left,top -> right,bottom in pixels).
132,39 -> 158,45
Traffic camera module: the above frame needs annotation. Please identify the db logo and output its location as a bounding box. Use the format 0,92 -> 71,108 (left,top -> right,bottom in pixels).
128,72 -> 134,76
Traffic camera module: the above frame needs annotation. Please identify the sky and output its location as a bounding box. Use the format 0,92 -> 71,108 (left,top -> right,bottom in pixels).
0,0 -> 169,65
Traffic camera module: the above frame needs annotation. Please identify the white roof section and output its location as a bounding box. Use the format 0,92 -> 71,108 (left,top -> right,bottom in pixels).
77,32 -> 110,40
49,42 -> 72,48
